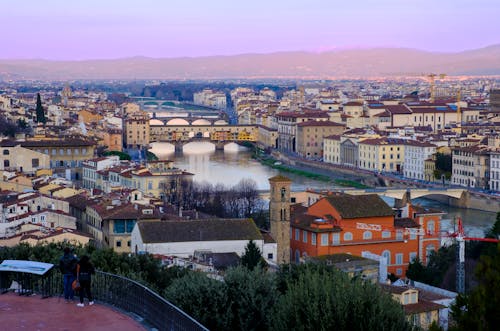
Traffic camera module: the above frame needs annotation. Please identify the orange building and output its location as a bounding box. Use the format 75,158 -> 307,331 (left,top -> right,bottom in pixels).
290,194 -> 441,277
78,109 -> 103,124
102,128 -> 123,152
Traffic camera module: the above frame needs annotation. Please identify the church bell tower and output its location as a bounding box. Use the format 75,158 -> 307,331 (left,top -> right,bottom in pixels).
268,175 -> 291,264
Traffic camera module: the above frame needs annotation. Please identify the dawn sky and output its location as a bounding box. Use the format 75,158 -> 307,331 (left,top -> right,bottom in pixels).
1,0 -> 499,60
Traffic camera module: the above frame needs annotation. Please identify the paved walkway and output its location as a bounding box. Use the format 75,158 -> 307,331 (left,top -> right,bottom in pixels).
0,292 -> 146,330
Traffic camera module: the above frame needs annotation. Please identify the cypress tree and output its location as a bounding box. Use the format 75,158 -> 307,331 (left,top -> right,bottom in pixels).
35,93 -> 46,123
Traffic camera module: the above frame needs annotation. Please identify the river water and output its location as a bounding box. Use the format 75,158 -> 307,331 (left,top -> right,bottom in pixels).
150,142 -> 498,238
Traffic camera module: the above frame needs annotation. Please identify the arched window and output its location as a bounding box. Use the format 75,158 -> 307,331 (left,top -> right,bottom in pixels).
343,232 -> 353,241
382,250 -> 391,265
280,187 -> 286,201
2,149 -> 9,155
363,231 -> 372,240
427,221 -> 435,235
425,245 -> 435,264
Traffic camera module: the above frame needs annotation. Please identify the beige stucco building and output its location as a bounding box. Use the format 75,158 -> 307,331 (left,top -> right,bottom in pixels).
0,145 -> 50,174
358,137 -> 406,173
296,121 -> 345,158
451,145 -> 490,189
124,110 -> 150,148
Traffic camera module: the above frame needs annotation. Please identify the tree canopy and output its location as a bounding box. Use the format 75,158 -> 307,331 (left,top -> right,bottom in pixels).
35,93 -> 46,124
166,263 -> 411,331
241,240 -> 264,270
449,213 -> 500,331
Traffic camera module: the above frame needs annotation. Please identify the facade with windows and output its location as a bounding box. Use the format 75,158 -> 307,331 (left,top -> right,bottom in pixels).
403,140 -> 436,180
124,110 -> 150,148
289,194 -> 442,276
85,201 -> 161,253
0,136 -> 96,180
295,120 -> 345,158
276,110 -> 329,153
451,145 -> 490,189
0,191 -> 76,238
489,150 -> 500,192
380,284 -> 445,330
0,145 -> 50,174
358,137 -> 406,173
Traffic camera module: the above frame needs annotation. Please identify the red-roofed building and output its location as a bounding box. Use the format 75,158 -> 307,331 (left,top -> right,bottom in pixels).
289,192 -> 442,277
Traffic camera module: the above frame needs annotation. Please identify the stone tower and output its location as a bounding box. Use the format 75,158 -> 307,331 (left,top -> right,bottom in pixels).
268,175 -> 291,264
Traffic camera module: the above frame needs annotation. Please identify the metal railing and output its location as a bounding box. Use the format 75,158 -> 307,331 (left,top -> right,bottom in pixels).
0,269 -> 208,331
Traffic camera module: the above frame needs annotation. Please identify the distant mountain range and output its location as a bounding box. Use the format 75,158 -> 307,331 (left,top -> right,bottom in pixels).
1,45 -> 500,80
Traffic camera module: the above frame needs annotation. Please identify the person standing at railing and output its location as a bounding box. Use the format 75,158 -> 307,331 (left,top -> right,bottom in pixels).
76,255 -> 95,307
59,247 -> 78,303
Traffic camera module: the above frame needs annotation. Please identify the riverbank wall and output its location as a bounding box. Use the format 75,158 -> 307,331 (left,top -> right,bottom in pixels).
272,151 -> 499,213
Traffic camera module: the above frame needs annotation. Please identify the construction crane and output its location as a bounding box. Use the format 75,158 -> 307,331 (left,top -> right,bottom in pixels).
427,73 -> 446,102
455,89 -> 462,133
447,218 -> 499,293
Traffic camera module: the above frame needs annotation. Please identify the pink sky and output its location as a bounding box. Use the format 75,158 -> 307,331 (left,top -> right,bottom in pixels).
1,0 -> 499,60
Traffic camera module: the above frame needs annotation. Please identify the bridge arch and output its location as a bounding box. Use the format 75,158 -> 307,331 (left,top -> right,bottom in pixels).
149,119 -> 164,126
167,118 -> 190,125
192,119 -> 211,126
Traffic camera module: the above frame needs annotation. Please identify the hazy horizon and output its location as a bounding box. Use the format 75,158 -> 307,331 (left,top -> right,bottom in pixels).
2,44 -> 500,62
1,0 -> 499,60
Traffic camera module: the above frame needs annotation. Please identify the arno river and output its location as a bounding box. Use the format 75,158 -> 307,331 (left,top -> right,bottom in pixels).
150,142 -> 497,239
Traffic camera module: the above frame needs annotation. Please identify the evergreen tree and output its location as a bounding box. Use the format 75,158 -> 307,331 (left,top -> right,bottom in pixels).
35,93 -> 46,124
241,240 -> 263,270
271,263 -> 412,331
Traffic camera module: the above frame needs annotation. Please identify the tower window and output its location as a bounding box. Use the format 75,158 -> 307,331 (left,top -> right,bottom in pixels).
281,187 -> 286,201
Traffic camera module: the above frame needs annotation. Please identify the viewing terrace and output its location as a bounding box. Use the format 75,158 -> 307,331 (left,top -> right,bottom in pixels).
0,260 -> 208,331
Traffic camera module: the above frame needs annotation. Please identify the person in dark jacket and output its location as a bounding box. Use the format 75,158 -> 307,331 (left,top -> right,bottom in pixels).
76,255 -> 95,307
59,247 -> 78,302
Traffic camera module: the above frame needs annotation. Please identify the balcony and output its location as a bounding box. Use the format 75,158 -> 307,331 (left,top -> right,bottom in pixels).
0,266 -> 208,331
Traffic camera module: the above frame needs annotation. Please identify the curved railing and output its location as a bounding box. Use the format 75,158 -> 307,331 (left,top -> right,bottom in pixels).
0,268 -> 208,331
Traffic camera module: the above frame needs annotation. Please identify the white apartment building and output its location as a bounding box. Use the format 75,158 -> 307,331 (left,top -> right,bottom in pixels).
489,150 -> 500,192
81,155 -> 120,189
193,89 -> 227,109
403,141 -> 437,180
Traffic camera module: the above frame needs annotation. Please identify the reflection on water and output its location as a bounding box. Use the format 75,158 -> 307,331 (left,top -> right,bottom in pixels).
150,142 -> 334,190
150,142 -> 497,237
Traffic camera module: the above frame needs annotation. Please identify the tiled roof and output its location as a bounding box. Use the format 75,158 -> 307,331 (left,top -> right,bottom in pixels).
137,219 -> 263,243
324,194 -> 395,219
0,138 -> 95,148
359,137 -> 406,146
385,105 -> 412,115
277,111 -> 329,118
297,120 -> 345,127
268,175 -> 291,182
403,301 -> 446,314
394,218 -> 419,228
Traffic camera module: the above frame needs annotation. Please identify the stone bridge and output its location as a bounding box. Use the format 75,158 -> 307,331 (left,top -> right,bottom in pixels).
259,187 -> 466,208
134,99 -> 220,114
150,124 -> 258,149
337,187 -> 465,200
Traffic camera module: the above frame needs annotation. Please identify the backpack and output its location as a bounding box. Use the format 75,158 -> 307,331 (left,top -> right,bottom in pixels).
60,255 -> 77,275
